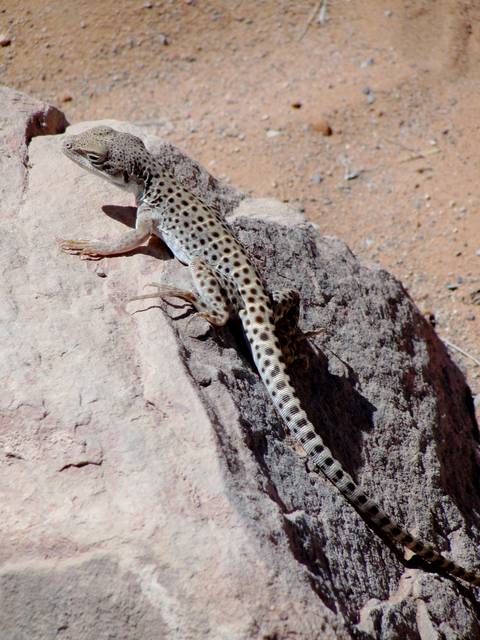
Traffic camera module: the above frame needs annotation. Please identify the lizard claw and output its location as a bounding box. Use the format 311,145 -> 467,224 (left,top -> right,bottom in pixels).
299,327 -> 329,342
185,311 -> 206,330
140,283 -> 197,304
126,283 -> 197,311
59,239 -> 104,258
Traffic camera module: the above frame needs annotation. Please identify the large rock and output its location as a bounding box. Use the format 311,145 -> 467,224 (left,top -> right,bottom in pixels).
1,87 -> 479,639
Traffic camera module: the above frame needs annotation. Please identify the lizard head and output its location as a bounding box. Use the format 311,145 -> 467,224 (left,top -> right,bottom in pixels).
62,126 -> 150,192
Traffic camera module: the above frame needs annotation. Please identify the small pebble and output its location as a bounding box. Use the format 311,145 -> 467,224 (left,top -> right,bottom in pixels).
266,129 -> 282,138
446,280 -> 462,291
60,93 -> 73,103
0,34 -> 11,47
367,94 -> 376,104
291,101 -> 302,109
360,58 -> 374,68
158,34 -> 169,45
311,174 -> 323,184
362,86 -> 371,95
476,249 -> 480,256
311,119 -> 332,136
345,170 -> 361,181
384,9 -> 393,17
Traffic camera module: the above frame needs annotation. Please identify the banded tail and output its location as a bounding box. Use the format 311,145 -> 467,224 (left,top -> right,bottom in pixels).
239,301 -> 480,588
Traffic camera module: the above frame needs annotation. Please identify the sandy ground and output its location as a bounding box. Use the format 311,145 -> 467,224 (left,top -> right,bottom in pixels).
1,0 -> 479,415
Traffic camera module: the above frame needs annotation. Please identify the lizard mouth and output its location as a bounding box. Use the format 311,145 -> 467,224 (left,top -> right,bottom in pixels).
61,136 -> 107,179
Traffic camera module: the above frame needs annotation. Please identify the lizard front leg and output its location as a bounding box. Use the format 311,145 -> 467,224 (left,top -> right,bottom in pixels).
60,204 -> 154,258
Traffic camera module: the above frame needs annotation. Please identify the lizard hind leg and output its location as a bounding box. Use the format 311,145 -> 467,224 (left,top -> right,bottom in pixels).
188,257 -> 231,327
129,258 -> 231,328
127,283 -> 198,309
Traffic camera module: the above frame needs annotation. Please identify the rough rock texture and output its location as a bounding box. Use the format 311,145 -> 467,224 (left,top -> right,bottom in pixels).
1,88 -> 480,639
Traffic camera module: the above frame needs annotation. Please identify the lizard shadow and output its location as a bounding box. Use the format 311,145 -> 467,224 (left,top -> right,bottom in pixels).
422,322 -> 480,520
291,331 -> 478,607
232,315 -> 377,486
102,204 -> 137,229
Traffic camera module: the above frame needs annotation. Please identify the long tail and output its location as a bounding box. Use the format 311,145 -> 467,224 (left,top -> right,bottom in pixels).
240,308 -> 480,588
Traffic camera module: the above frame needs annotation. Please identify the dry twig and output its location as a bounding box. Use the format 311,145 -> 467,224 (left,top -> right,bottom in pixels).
443,338 -> 480,368
299,0 -> 325,41
318,0 -> 328,25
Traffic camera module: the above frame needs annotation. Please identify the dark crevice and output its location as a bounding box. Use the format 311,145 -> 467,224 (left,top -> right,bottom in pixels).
24,106 -> 69,147
59,460 -> 103,472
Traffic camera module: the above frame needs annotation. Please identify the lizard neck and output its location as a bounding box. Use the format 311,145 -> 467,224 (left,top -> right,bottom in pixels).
140,165 -> 193,208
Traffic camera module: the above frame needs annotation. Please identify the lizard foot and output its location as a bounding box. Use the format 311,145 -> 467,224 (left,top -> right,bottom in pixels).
185,310 -> 226,330
59,239 -> 106,259
127,283 -> 197,307
297,327 -> 329,342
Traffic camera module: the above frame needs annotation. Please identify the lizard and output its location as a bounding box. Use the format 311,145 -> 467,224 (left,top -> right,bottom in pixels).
60,125 -> 480,588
